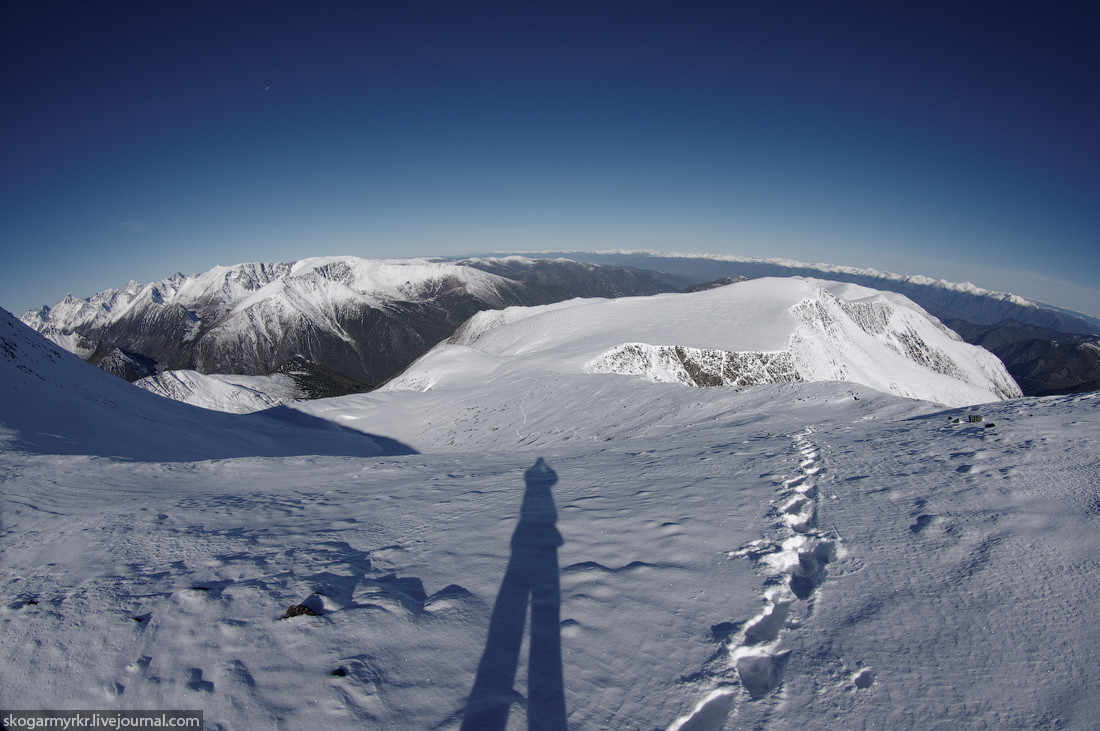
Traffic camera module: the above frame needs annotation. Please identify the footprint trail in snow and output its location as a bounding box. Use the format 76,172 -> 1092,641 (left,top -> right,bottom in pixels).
670,429 -> 837,730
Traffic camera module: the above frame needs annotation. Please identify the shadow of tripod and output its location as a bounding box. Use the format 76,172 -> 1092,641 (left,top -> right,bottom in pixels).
462,458 -> 568,730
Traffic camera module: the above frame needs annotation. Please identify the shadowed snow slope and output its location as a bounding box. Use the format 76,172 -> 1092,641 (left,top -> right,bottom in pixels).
385,277 -> 1020,407
0,308 -> 413,460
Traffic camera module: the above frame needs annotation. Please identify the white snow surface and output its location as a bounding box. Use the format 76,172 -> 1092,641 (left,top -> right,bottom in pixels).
3,303 -> 1097,730
134,371 -> 302,414
387,277 -> 1021,406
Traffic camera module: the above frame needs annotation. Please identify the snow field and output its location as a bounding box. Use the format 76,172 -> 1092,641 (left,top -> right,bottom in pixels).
3,375 -> 1098,728
4,295 -> 1098,728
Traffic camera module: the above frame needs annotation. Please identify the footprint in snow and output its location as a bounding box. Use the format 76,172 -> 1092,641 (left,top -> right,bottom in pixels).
909,515 -> 935,534
852,667 -> 875,689
186,668 -> 214,693
675,431 -> 835,728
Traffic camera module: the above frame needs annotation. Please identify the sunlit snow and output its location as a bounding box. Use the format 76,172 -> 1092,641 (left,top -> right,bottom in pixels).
2,283 -> 1096,729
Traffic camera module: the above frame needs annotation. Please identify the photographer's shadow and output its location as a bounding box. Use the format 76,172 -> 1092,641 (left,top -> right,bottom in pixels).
462,458 -> 567,730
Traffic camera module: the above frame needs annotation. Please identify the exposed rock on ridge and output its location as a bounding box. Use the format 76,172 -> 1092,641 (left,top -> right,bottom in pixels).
588,344 -> 801,387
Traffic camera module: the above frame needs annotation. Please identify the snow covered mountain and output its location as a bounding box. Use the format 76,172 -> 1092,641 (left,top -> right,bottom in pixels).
455,255 -> 696,297
20,257 -> 560,390
449,252 -> 1100,396
385,277 -> 1021,407
23,252 -> 1097,399
946,318 -> 1100,396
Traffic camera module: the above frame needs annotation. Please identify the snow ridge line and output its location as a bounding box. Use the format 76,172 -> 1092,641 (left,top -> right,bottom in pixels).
669,430 -> 838,730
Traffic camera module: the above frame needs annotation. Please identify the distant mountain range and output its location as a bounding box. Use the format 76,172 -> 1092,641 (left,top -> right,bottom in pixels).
20,253 -> 1100,398
20,258 -> 562,393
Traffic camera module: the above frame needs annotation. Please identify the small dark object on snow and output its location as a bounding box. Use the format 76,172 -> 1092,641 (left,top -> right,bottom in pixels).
331,667 -> 347,677
985,423 -> 996,428
968,414 -> 983,423
283,604 -> 319,619
190,586 -> 210,591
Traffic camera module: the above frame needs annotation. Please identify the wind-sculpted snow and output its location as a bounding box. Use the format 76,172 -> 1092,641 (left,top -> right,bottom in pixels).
391,277 -> 1021,407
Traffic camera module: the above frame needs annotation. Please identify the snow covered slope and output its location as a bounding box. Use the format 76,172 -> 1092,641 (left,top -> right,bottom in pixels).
0,308 -> 412,460
134,370 -> 302,414
386,277 -> 1021,407
20,257 -> 558,387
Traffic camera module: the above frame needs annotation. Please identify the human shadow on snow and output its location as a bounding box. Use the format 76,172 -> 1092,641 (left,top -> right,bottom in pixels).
462,458 -> 567,731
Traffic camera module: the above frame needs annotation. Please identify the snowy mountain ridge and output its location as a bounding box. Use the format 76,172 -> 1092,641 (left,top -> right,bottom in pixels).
20,257 -> 558,388
387,277 -> 1021,407
23,258 -> 523,337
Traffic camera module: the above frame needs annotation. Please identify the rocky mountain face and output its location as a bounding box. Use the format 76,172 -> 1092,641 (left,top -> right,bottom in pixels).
21,258 -> 562,392
92,346 -> 158,382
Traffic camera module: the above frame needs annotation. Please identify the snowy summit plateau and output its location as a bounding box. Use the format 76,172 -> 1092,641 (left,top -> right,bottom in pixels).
386,276 -> 1021,407
2,253 -> 1099,729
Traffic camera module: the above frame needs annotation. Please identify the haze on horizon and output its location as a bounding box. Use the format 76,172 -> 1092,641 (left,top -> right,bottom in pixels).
2,2 -> 1098,317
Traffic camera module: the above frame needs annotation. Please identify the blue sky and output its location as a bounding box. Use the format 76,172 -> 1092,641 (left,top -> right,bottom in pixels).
3,1 -> 1098,317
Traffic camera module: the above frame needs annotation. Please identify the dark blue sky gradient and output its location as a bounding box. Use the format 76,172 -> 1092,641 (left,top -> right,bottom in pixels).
3,1 -> 1098,316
